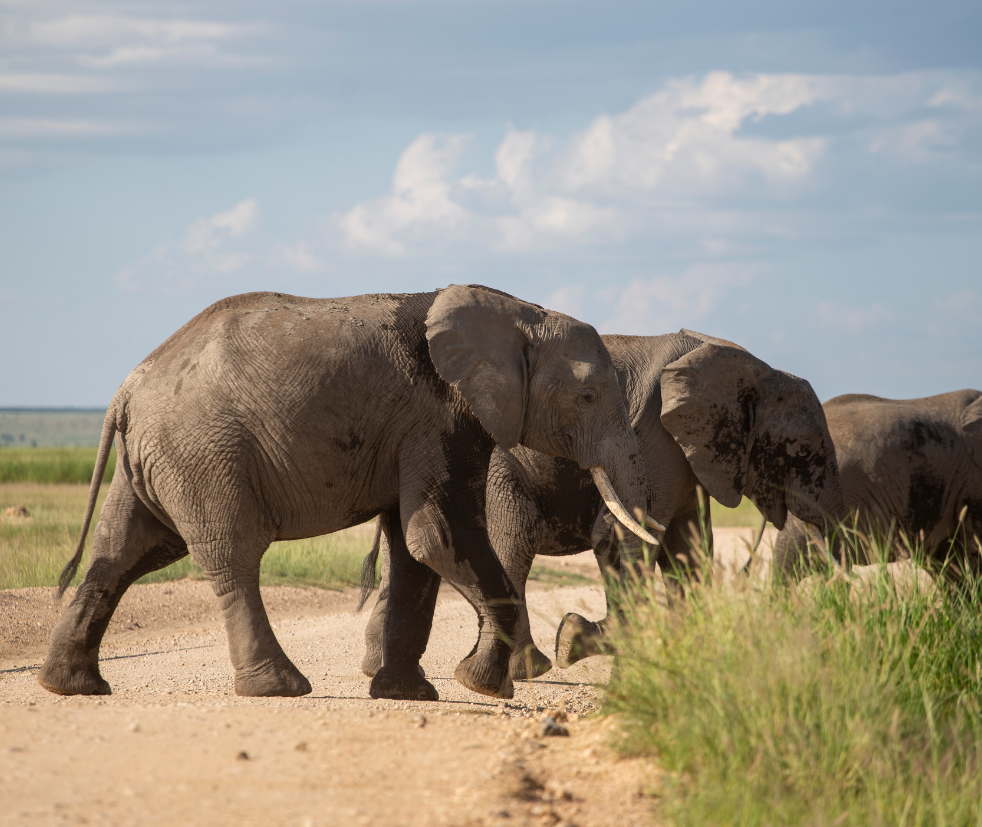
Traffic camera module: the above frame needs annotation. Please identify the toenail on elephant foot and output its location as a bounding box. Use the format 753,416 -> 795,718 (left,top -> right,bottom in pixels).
369,665 -> 438,701
234,657 -> 312,697
38,658 -> 111,696
509,644 -> 553,680
555,612 -> 606,669
454,654 -> 514,699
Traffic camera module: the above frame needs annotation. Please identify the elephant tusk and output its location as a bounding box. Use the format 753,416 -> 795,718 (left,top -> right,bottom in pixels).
590,466 -> 661,545
646,515 -> 666,532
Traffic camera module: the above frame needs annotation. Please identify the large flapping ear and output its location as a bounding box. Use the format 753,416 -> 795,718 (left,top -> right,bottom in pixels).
660,343 -> 771,508
961,392 -> 982,471
425,285 -> 543,449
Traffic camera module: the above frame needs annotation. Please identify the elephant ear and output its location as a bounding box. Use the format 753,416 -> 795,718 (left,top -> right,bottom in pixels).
425,285 -> 542,450
961,393 -> 982,471
660,343 -> 770,508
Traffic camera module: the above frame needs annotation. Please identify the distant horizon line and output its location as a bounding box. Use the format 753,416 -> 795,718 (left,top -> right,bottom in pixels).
0,407 -> 107,413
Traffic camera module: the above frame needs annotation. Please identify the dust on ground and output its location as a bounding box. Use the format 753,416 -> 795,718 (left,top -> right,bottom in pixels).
0,527 -> 768,827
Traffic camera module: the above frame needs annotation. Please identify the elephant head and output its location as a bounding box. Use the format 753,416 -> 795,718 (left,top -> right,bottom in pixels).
425,284 -> 654,544
660,333 -> 846,547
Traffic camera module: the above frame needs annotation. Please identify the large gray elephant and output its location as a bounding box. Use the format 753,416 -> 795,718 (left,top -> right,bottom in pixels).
40,285 -> 656,702
773,390 -> 982,580
362,329 -> 847,678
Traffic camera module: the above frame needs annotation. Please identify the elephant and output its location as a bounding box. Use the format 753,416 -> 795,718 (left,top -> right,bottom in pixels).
39,285 -> 656,702
361,329 -> 847,679
773,389 -> 982,581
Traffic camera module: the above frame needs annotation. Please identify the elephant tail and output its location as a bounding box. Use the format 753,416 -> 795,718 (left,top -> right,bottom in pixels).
58,407 -> 117,597
356,517 -> 384,611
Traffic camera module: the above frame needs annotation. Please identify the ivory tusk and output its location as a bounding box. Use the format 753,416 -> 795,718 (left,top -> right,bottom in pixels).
646,515 -> 667,532
590,466 -> 661,545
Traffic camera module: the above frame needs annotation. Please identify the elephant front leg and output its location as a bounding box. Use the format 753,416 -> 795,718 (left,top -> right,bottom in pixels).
190,538 -> 311,698
404,513 -> 520,700
368,516 -> 440,701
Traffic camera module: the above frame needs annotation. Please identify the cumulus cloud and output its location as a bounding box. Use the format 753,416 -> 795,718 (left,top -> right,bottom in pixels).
599,263 -> 758,335
560,72 -> 831,194
184,198 -> 259,254
336,70 -> 980,256
337,134 -> 469,255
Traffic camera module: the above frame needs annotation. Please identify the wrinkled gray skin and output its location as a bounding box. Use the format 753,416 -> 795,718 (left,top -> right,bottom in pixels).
773,390 -> 982,581
362,330 -> 846,678
39,285 -> 648,702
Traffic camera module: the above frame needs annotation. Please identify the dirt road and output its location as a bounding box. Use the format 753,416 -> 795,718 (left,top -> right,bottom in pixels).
0,528 -> 767,826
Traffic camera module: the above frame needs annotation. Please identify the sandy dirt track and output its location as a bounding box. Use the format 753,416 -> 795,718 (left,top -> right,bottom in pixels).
0,528 -> 768,827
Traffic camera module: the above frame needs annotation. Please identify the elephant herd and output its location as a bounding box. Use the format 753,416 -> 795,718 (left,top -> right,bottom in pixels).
39,285 -> 982,702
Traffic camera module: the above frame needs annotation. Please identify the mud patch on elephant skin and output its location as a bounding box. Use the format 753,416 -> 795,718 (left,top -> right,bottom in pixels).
334,432 -> 365,452
701,385 -> 758,494
904,418 -> 948,454
908,469 -> 946,537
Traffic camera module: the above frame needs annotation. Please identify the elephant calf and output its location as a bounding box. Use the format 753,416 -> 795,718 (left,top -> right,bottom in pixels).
363,329 -> 847,678
773,390 -> 982,580
40,285 -> 655,702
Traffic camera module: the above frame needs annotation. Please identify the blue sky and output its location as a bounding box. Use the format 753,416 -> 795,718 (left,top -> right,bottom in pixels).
1,0 -> 979,406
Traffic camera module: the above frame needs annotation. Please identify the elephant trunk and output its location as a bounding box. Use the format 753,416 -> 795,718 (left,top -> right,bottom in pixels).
787,471 -> 850,571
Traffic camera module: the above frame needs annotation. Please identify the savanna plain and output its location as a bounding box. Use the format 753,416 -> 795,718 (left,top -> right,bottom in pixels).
2,414 -> 982,826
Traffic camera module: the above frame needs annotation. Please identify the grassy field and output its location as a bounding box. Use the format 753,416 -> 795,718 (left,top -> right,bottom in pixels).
0,482 -> 371,591
607,536 -> 982,826
0,446 -> 117,484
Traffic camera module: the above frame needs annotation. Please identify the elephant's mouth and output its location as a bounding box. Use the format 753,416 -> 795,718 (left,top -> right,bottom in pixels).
589,466 -> 663,545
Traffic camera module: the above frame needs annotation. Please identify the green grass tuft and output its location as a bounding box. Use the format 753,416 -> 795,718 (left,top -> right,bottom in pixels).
0,482 -> 371,591
606,538 -> 982,826
0,447 -> 116,484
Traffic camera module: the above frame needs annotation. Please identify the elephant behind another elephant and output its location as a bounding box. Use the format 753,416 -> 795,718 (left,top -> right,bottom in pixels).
362,329 -> 848,679
773,390 -> 982,581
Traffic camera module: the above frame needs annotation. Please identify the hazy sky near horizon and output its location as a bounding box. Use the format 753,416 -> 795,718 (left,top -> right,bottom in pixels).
1,0 -> 979,407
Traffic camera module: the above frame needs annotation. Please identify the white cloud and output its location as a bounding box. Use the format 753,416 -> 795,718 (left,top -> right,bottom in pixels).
30,15 -> 240,46
279,242 -> 321,273
600,263 -> 757,335
0,73 -> 121,93
814,301 -> 894,334
559,72 -> 830,194
184,198 -> 258,254
337,134 -> 469,255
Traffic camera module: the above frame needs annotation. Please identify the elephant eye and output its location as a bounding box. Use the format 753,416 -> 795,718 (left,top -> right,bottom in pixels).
577,388 -> 597,407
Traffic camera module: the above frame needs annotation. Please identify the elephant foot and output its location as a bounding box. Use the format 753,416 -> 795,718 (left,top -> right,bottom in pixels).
555,613 -> 606,669
509,644 -> 553,680
369,665 -> 438,701
454,654 -> 514,699
234,656 -> 312,697
362,648 -> 426,681
38,655 -> 111,696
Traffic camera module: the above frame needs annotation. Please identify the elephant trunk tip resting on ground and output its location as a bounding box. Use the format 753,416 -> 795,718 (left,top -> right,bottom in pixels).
40,284 -> 655,703
361,326 -> 849,681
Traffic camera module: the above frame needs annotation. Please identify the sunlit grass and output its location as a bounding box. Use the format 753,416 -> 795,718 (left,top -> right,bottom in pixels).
709,496 -> 762,527
0,483 -> 371,591
0,446 -> 116,484
606,530 -> 982,826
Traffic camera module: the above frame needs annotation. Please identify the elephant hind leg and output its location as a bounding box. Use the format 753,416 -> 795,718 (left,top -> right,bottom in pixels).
39,477 -> 189,696
188,530 -> 311,698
